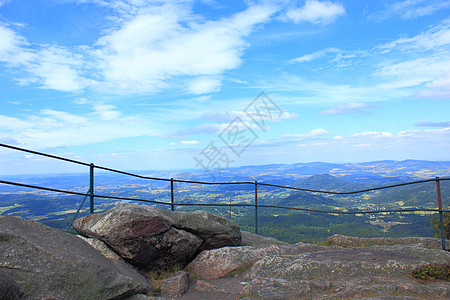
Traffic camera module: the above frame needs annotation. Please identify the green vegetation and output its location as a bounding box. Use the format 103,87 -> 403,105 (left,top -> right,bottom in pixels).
1,161 -> 449,243
431,209 -> 450,239
145,264 -> 183,294
412,262 -> 450,281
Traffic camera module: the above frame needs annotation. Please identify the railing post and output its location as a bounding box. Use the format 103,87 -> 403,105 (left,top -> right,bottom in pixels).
90,163 -> 94,214
436,177 -> 446,250
171,178 -> 174,211
255,180 -> 258,235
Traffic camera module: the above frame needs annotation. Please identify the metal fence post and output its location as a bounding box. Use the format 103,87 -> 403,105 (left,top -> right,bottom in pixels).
255,180 -> 258,235
436,177 -> 446,250
90,163 -> 94,214
171,178 -> 174,211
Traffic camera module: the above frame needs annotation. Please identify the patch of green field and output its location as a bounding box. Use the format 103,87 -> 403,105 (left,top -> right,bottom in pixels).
0,204 -> 23,213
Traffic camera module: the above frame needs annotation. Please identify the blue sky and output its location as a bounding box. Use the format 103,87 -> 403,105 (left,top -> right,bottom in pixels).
1,0 -> 450,175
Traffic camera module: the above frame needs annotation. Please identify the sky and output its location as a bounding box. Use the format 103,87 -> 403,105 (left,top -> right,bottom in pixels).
1,0 -> 450,176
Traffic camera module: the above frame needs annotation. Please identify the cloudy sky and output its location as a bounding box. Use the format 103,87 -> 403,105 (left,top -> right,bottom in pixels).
1,0 -> 450,175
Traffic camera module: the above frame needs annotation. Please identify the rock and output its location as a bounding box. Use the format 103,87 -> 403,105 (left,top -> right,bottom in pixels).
194,280 -> 228,293
0,214 -> 152,300
186,243 -> 328,279
0,269 -> 21,300
241,230 -> 289,246
77,235 -> 123,260
126,295 -> 165,300
185,233 -> 450,299
242,244 -> 450,299
160,271 -> 189,298
73,203 -> 241,269
172,210 -> 241,250
327,234 -> 450,249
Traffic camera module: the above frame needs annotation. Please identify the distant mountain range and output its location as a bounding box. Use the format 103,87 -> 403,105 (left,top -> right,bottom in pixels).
1,159 -> 448,243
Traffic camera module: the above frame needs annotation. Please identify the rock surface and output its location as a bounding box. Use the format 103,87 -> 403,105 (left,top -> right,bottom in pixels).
0,269 -> 21,300
160,271 -> 190,298
181,234 -> 450,300
0,214 -> 151,300
327,234 -> 450,249
73,203 -> 241,270
186,243 -> 328,279
4,205 -> 450,300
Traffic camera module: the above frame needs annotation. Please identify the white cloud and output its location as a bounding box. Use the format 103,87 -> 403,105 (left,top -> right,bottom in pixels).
373,21 -> 450,98
289,47 -> 341,63
281,128 -> 331,139
180,140 -> 199,145
0,24 -> 92,92
351,131 -> 393,138
320,102 -> 378,115
95,2 -> 277,93
0,1 -> 277,94
413,72 -> 450,99
415,120 -> 450,127
0,24 -> 32,65
93,104 -> 122,120
0,115 -> 33,130
282,0 -> 345,25
25,46 -> 91,92
277,18 -> 450,102
200,110 -> 297,124
368,0 -> 450,22
41,109 -> 87,124
0,0 -> 11,7
188,76 -> 222,94
249,127 -> 450,163
377,20 -> 450,54
0,104 -> 154,150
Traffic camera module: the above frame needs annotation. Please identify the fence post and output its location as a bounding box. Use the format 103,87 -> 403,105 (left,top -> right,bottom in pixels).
89,163 -> 94,214
171,178 -> 174,211
436,177 -> 446,250
255,180 -> 258,235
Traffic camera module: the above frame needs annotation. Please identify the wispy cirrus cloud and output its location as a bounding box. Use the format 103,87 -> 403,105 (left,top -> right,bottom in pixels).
368,0 -> 450,22
0,24 -> 93,92
200,110 -> 297,123
288,47 -> 341,63
281,18 -> 450,103
320,102 -> 379,115
0,104 -> 153,150
0,0 -> 11,7
415,120 -> 450,127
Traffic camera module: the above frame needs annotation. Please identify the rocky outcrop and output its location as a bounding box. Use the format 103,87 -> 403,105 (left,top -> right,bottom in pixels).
73,203 -> 241,270
4,204 -> 450,300
186,243 -> 328,279
182,234 -> 450,300
327,234 -> 450,249
0,214 -> 152,300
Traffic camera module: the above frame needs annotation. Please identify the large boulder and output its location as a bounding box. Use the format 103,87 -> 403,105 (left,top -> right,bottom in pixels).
73,203 -> 241,270
0,214 -> 151,300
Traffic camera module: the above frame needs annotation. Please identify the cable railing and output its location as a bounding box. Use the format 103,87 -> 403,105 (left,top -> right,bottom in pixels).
1,142 -> 449,250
